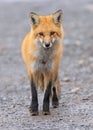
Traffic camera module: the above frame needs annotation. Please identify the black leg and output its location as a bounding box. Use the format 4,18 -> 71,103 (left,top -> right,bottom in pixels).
52,87 -> 59,108
29,78 -> 38,116
43,81 -> 52,115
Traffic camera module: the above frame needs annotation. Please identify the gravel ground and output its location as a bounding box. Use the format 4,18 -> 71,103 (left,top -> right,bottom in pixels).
0,0 -> 93,130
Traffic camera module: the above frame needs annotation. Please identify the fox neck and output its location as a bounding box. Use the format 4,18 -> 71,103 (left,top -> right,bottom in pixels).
35,41 -> 59,62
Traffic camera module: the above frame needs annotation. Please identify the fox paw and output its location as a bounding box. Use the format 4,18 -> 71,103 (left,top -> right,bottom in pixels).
43,111 -> 50,115
29,107 -> 38,116
52,101 -> 59,108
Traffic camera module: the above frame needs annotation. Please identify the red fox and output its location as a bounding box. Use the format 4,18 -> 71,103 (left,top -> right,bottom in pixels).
21,10 -> 64,115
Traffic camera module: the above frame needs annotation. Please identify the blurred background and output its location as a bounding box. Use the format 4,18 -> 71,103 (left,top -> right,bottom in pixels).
0,0 -> 93,129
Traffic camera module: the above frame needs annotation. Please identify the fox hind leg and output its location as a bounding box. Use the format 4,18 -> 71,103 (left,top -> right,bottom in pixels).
52,87 -> 59,108
52,80 -> 60,108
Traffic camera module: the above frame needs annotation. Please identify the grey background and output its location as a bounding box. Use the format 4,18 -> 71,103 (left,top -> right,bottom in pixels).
0,0 -> 93,130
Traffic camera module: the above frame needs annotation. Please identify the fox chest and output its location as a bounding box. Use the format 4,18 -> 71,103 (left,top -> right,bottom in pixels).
31,59 -> 55,73
30,49 -> 56,73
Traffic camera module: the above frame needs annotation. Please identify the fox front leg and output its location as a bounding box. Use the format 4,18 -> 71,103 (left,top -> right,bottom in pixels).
29,78 -> 38,116
43,81 -> 52,115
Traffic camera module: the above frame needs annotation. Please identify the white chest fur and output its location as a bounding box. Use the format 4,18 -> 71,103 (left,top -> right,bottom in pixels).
30,46 -> 56,73
31,59 -> 55,73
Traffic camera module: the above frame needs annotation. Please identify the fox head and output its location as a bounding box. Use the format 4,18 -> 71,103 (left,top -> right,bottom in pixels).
29,10 -> 63,49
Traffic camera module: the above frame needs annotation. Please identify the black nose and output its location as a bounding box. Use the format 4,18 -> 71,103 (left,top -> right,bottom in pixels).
45,43 -> 50,48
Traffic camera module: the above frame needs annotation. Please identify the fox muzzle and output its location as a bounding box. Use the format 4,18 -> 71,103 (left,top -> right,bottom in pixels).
43,42 -> 52,49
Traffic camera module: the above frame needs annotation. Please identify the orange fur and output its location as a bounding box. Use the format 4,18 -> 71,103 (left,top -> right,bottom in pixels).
21,10 -> 64,97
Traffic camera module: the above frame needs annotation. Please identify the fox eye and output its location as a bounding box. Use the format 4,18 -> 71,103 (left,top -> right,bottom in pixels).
39,32 -> 44,36
50,31 -> 55,36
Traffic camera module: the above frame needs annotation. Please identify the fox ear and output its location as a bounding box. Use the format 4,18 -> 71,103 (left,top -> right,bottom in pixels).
53,10 -> 62,24
30,12 -> 39,26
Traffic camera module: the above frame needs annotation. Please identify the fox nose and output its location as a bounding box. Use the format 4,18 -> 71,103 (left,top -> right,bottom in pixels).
45,42 -> 50,48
